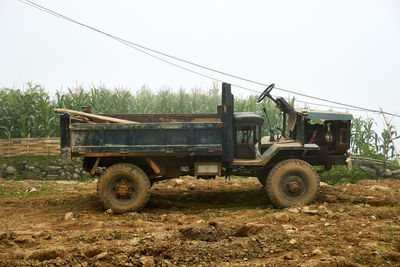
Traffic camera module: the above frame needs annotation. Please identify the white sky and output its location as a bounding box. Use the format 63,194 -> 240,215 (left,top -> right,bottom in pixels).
1,0 -> 400,131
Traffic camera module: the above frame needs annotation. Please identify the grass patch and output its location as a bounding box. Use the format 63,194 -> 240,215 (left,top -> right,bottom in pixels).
317,165 -> 369,185
0,181 -> 56,198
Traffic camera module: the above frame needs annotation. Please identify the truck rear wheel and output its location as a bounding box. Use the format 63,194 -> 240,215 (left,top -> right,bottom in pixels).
266,159 -> 319,208
98,163 -> 151,213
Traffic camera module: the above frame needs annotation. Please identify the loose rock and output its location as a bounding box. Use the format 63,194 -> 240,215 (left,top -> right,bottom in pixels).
25,187 -> 37,193
94,251 -> 108,260
64,212 -> 75,221
312,248 -> 322,255
174,179 -> 184,187
274,212 -> 290,222
5,166 -> 17,176
302,206 -> 318,215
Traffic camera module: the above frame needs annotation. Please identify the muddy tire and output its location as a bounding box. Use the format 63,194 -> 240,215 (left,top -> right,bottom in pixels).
266,159 -> 319,208
98,163 -> 151,213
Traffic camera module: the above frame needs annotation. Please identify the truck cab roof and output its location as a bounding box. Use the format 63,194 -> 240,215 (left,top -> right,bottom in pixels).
296,110 -> 353,121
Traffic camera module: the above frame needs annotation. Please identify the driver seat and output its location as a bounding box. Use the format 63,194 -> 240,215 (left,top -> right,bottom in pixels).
234,112 -> 264,127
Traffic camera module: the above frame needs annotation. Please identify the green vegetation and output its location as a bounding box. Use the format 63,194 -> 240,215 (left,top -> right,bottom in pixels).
351,118 -> 400,160
0,82 -> 282,139
318,165 -> 369,185
0,181 -> 54,198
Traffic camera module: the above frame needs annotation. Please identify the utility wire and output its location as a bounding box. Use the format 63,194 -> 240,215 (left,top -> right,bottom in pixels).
19,0 -> 399,118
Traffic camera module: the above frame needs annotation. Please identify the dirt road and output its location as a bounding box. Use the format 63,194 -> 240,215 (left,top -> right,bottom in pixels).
0,177 -> 399,266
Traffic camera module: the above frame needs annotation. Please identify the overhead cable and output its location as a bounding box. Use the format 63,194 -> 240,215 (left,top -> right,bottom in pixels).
19,0 -> 399,118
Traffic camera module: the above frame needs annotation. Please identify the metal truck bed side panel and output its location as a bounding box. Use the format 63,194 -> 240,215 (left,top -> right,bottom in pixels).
69,122 -> 223,155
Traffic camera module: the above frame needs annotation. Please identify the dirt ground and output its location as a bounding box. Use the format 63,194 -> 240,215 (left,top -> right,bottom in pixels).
0,176 -> 400,267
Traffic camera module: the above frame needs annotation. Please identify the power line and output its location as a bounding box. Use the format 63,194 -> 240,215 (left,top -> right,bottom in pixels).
19,0 -> 400,118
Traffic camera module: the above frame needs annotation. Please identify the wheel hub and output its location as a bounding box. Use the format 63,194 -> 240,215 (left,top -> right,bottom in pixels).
116,184 -> 129,197
289,181 -> 301,192
281,175 -> 305,197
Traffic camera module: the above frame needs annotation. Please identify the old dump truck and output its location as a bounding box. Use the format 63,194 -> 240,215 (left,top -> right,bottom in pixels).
58,83 -> 352,213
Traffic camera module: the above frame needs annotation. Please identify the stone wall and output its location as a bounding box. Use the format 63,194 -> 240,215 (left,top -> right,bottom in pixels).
356,160 -> 400,179
0,159 -> 90,180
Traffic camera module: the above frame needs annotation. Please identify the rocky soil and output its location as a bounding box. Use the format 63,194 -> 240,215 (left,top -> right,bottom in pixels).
0,177 -> 400,266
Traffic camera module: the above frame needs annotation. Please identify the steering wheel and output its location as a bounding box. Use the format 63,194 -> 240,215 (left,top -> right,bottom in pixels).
257,83 -> 275,103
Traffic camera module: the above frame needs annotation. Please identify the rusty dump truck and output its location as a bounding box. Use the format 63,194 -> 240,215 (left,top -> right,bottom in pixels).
59,83 -> 352,213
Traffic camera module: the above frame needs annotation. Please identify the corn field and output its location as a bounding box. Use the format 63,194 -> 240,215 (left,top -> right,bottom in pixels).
0,83 -> 398,161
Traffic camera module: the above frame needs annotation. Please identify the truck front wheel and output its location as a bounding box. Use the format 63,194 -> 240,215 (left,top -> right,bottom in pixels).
266,159 -> 319,208
98,163 -> 151,213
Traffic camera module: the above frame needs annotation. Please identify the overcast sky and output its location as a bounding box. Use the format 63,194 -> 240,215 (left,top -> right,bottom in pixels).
1,0 -> 399,128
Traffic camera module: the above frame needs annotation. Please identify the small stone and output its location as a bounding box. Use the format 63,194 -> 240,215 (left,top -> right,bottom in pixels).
289,239 -> 298,245
46,174 -> 58,180
287,207 -> 300,213
94,251 -> 108,260
174,179 -> 184,187
160,214 -> 168,222
27,165 -> 35,171
371,251 -> 380,257
369,185 -> 391,191
5,166 -> 17,176
105,209 -> 113,214
0,164 -> 7,172
383,169 -> 392,177
347,246 -> 353,250
25,187 -> 37,193
167,185 -> 173,190
282,224 -> 298,233
196,220 -> 205,224
64,212 -> 75,221
188,183 -> 196,190
274,213 -> 290,222
140,256 -> 155,267
302,206 -> 318,215
129,237 -> 140,246
364,241 -> 378,249
386,190 -> 397,204
324,223 -> 331,227
371,215 -> 376,220
63,165 -> 74,172
284,253 -> 293,260
319,182 -> 331,188
46,166 -> 61,172
312,248 -> 322,255
177,215 -> 187,225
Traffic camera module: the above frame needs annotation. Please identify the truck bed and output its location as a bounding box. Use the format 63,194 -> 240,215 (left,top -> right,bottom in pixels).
61,113 -> 223,158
